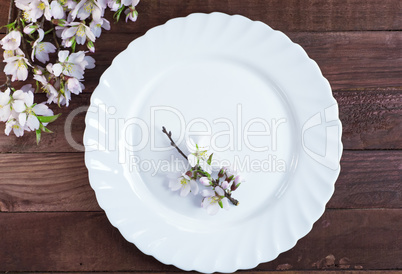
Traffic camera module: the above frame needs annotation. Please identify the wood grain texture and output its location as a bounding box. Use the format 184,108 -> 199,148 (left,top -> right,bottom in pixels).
0,87 -> 400,153
83,31 -> 402,90
1,32 -> 402,91
0,151 -> 400,212
101,0 -> 402,33
1,0 -> 402,33
0,153 -> 99,212
0,209 -> 400,271
24,270 -> 402,274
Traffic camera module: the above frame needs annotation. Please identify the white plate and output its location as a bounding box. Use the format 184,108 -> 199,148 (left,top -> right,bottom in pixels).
84,12 -> 342,273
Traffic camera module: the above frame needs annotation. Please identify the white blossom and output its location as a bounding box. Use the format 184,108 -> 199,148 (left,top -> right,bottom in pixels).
18,90 -> 53,131
66,77 -> 84,95
4,54 -> 31,81
186,138 -> 213,173
89,18 -> 110,38
31,29 -> 57,63
201,187 -> 229,215
0,88 -> 12,122
0,30 -> 22,51
61,22 -> 96,46
51,50 -> 92,79
169,173 -> 199,197
70,0 -> 104,21
5,117 -> 25,137
16,0 -> 52,22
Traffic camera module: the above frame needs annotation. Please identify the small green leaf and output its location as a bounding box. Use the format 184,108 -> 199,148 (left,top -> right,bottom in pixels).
37,113 -> 62,124
39,123 -> 53,133
207,153 -> 213,165
44,28 -> 54,35
36,129 -> 41,145
218,200 -> 223,208
228,175 -> 235,181
113,6 -> 125,22
71,39 -> 77,52
1,20 -> 17,30
196,143 -> 199,150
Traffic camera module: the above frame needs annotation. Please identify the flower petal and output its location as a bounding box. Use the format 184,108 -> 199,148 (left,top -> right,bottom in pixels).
180,183 -> 191,197
12,100 -> 26,113
52,63 -> 63,76
58,50 -> 69,62
169,178 -> 182,191
33,103 -> 52,116
190,180 -> 199,195
26,114 -> 40,130
188,154 -> 197,167
200,189 -> 214,197
215,186 -> 224,196
18,112 -> 27,126
207,203 -> 220,215
221,197 -> 229,210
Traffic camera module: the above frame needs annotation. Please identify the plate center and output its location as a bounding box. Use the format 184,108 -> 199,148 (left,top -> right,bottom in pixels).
125,56 -> 298,227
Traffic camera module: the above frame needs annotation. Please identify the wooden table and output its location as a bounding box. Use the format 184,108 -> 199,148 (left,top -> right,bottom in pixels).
1,0 -> 401,273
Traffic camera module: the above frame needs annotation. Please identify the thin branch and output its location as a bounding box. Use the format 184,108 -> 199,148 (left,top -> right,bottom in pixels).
162,126 -> 188,160
7,0 -> 14,26
52,28 -> 60,51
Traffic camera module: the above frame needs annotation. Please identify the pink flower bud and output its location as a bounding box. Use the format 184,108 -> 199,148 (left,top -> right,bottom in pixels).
221,181 -> 229,190
234,175 -> 245,184
199,176 -> 210,186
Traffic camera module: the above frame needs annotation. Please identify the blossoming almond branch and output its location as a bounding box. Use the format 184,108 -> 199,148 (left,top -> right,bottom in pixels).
0,0 -> 139,142
162,126 -> 245,215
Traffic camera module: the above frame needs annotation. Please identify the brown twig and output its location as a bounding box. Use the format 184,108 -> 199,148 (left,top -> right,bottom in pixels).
52,28 -> 60,51
7,0 -> 14,26
162,126 -> 188,160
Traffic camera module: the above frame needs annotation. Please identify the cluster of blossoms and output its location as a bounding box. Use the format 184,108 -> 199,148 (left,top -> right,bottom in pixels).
0,0 -> 139,141
0,84 -> 54,138
164,128 -> 245,215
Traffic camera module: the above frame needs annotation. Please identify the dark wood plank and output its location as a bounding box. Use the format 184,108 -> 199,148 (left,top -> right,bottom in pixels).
0,209 -> 400,271
335,88 -> 402,150
0,86 -> 400,152
0,151 -> 400,212
22,271 -> 401,274
102,0 -> 402,33
1,31 -> 401,91
0,153 -> 99,212
2,0 -> 402,33
327,151 -> 402,209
